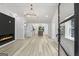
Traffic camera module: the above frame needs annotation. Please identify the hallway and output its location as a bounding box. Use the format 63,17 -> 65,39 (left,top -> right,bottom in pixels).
0,36 -> 58,56
0,3 -> 76,56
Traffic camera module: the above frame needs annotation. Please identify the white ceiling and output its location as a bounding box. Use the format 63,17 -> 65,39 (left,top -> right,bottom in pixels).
0,3 -> 58,23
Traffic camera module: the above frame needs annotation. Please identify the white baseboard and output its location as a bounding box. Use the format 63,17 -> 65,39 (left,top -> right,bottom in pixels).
0,40 -> 16,48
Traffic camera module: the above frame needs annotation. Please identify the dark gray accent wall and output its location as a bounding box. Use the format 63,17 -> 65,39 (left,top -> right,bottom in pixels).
0,12 -> 15,46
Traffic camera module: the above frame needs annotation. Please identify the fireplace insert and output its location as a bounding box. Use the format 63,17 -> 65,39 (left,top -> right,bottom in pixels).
0,12 -> 15,46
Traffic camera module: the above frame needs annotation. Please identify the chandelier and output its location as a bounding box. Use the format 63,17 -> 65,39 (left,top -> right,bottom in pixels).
24,4 -> 36,17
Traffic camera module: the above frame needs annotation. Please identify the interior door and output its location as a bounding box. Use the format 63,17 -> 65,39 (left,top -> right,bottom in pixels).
58,3 -> 75,56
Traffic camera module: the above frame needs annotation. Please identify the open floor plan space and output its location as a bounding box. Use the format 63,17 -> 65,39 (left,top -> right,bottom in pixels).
0,3 -> 79,56
0,36 -> 58,56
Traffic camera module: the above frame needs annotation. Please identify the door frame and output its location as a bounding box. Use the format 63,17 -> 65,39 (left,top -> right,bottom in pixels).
58,3 -> 79,56
74,3 -> 79,56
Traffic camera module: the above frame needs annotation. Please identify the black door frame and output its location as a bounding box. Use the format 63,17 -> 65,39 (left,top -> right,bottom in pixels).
58,3 -> 72,56
74,3 -> 79,56
58,3 -> 79,56
58,3 -> 60,56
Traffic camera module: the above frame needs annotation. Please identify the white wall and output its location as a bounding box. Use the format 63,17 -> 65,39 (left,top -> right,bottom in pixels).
48,23 -> 52,37
60,3 -> 74,22
25,23 -> 33,37
14,15 -> 25,39
51,8 -> 58,41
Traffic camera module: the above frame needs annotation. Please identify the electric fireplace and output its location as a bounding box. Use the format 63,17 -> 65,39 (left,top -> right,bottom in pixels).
0,12 -> 15,46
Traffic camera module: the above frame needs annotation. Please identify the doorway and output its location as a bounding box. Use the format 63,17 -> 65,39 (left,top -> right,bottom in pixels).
58,3 -> 79,56
24,23 -> 48,38
58,3 -> 75,56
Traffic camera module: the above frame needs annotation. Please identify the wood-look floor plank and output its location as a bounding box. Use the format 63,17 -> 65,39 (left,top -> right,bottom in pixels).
0,36 -> 58,56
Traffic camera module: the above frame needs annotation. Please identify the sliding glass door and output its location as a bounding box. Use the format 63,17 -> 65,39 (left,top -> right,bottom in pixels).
58,3 -> 75,56
60,16 -> 75,56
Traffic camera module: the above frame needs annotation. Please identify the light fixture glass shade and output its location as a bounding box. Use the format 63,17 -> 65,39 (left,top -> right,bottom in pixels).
24,4 -> 36,17
25,11 -> 36,17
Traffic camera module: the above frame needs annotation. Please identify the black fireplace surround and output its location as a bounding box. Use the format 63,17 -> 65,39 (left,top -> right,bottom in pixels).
0,12 -> 15,46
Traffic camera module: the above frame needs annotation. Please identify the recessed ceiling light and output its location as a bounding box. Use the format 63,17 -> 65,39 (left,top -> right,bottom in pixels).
26,15 -> 31,17
45,15 -> 48,17
24,24 -> 26,26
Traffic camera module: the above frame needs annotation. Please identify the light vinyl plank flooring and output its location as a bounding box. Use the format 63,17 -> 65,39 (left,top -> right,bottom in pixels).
0,36 -> 58,56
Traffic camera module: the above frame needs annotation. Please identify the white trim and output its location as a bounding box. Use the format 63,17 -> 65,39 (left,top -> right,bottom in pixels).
0,40 -> 16,48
